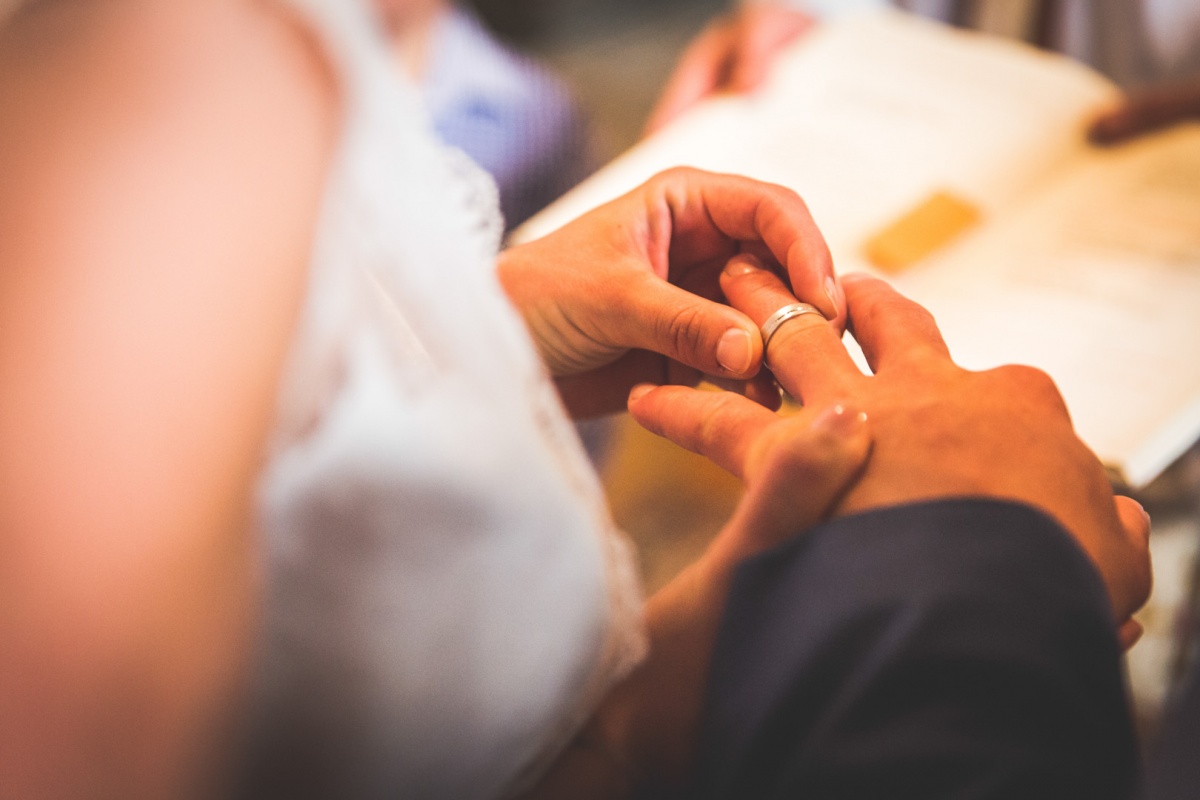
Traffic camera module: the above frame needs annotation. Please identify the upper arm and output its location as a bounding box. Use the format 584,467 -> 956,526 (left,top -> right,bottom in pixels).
0,1 -> 338,794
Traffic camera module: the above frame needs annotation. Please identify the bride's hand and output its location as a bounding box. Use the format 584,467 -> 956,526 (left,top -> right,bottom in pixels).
521,396 -> 871,799
645,4 -> 815,135
497,167 -> 844,418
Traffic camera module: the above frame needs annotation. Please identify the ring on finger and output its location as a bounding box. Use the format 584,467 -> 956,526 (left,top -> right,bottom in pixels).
760,302 -> 827,370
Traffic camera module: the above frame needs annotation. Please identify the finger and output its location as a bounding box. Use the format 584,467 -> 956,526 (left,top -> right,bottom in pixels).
1088,81 -> 1200,145
1088,100 -> 1174,145
628,384 -> 780,479
555,349 -> 704,418
1089,105 -> 1152,146
611,271 -> 764,379
727,6 -> 813,93
840,272 -> 951,374
644,24 -> 734,135
647,168 -> 841,323
720,403 -> 871,557
1117,618 -> 1144,652
708,371 -> 783,412
720,254 -> 861,406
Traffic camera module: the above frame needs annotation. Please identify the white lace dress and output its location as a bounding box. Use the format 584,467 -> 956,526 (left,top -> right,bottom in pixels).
245,1 -> 645,797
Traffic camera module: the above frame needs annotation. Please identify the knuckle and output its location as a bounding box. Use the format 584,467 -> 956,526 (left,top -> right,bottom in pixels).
883,300 -> 939,341
991,364 -> 1067,411
661,303 -> 709,357
759,183 -> 812,221
653,165 -> 702,187
770,183 -> 806,207
696,391 -> 744,448
755,179 -> 797,201
847,279 -> 939,336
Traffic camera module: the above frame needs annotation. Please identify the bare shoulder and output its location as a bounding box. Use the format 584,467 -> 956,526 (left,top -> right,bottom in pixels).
0,0 -> 339,585
0,5 -> 343,793
0,0 -> 339,299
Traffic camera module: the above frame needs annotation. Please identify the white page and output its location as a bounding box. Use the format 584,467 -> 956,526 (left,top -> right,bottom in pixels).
513,9 -> 1118,254
898,124 -> 1200,487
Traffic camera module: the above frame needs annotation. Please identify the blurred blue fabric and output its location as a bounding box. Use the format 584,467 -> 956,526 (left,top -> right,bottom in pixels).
422,7 -> 594,231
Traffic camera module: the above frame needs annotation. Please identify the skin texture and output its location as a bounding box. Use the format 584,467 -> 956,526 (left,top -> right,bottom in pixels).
645,3 -> 814,134
521,402 -> 872,800
497,167 -> 844,418
0,1 -> 337,796
630,256 -> 1152,627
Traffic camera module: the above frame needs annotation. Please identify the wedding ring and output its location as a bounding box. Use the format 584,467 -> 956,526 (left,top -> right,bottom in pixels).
760,302 -> 826,369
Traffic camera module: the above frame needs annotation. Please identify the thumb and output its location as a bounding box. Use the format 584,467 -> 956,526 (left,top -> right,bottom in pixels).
614,277 -> 763,379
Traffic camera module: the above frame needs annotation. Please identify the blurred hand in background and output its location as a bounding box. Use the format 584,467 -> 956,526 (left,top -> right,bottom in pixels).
1089,77 -> 1200,145
645,3 -> 814,134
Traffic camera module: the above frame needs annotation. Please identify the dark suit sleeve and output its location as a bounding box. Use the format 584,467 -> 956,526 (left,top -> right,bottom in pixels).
689,499 -> 1139,800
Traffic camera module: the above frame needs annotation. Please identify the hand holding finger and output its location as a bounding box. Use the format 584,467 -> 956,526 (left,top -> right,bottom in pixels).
498,169 -> 844,419
718,254 -> 860,406
618,169 -> 843,373
612,268 -> 764,379
628,383 -> 871,561
724,268 -> 1151,620
628,384 -> 781,478
641,168 -> 841,322
556,349 -> 780,420
497,203 -> 764,385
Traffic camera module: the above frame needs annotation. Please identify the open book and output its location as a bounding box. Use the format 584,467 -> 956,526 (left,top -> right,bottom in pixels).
513,9 -> 1200,490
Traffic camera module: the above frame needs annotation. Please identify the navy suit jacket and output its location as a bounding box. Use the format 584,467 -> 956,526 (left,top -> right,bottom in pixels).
691,499 -> 1200,799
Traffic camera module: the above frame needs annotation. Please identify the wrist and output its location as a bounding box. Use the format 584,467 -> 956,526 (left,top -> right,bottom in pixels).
555,552 -> 733,799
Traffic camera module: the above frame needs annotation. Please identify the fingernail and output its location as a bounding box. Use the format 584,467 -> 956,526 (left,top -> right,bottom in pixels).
723,254 -> 763,278
628,384 -> 656,404
824,275 -> 844,311
812,403 -> 868,435
716,328 -> 754,374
